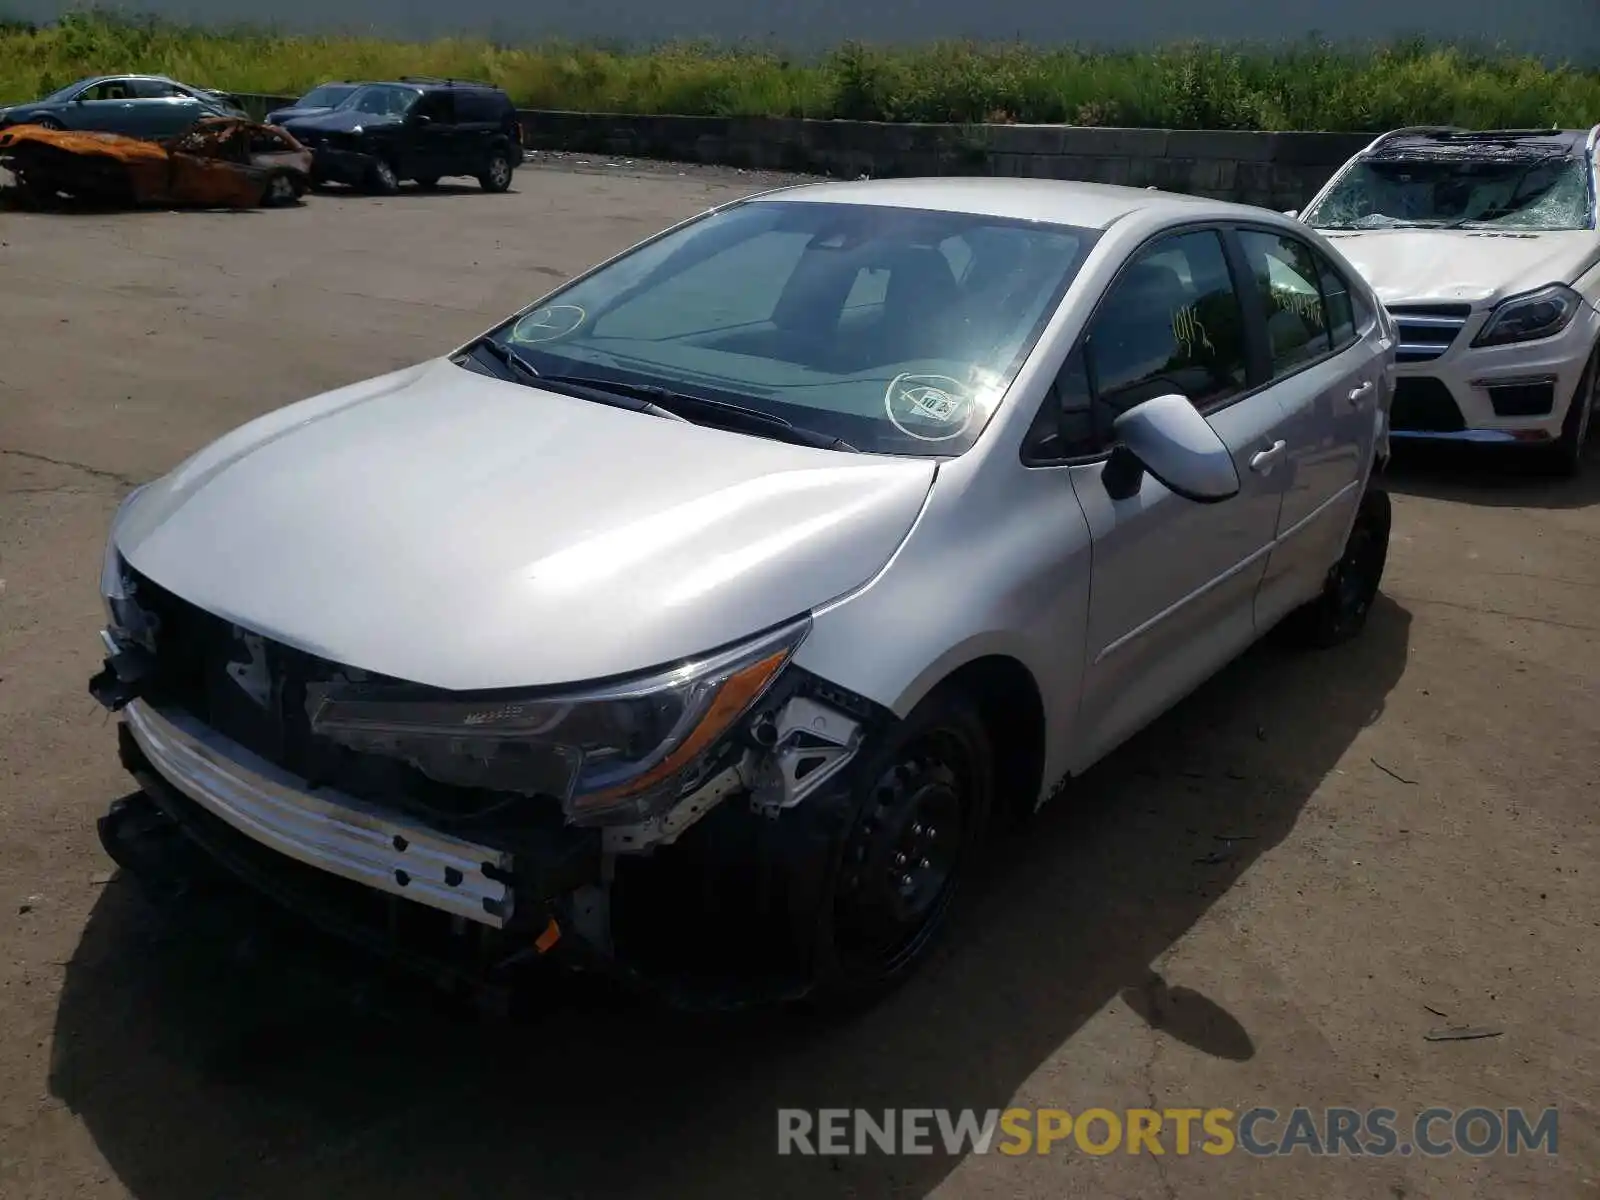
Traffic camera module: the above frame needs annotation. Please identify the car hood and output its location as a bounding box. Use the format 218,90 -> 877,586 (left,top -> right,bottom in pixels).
1319,228 -> 1600,307
114,359 -> 937,691
283,110 -> 401,135
269,105 -> 334,123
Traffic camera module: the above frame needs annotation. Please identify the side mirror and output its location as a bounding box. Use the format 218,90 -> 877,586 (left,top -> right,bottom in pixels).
1103,394 -> 1240,504
1282,208 -> 1300,220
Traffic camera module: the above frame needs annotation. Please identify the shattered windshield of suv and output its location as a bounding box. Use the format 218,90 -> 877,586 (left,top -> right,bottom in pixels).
1304,154 -> 1594,232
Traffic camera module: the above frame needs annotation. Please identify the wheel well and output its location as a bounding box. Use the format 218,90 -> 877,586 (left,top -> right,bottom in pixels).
938,655 -> 1046,826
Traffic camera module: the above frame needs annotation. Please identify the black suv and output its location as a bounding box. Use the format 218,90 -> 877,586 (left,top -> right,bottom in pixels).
281,78 -> 521,194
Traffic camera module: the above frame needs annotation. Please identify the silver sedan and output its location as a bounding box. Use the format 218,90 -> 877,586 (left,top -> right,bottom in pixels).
91,177 -> 1396,1009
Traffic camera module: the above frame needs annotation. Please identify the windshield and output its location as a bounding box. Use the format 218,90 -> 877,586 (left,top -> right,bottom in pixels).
478,200 -> 1098,456
40,79 -> 92,103
335,84 -> 421,118
1304,154 -> 1595,231
299,84 -> 357,109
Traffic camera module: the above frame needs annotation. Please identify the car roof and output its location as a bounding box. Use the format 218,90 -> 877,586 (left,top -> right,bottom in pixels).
74,74 -> 179,87
1364,127 -> 1593,162
365,77 -> 507,94
748,176 -> 1272,231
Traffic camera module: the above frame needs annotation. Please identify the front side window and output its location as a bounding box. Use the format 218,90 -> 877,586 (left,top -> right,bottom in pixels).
1043,229 -> 1248,459
1303,153 -> 1594,232
81,80 -> 134,102
1085,229 -> 1249,414
299,84 -> 357,109
1239,231 -> 1333,377
339,85 -> 421,118
481,200 -> 1099,456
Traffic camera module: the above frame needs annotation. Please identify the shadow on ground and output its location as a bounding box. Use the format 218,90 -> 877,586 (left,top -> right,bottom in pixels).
1384,439 -> 1600,510
50,597 -> 1411,1200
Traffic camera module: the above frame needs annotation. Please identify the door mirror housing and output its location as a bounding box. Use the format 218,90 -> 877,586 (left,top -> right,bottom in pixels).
1282,208 -> 1300,220
1105,394 -> 1240,504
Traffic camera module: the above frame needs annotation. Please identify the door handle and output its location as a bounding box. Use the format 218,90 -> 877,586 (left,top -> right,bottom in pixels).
1249,439 -> 1287,473
1346,380 -> 1374,407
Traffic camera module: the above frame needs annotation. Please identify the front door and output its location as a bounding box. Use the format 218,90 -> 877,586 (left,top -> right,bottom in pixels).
1062,227 -> 1291,770
69,79 -> 138,131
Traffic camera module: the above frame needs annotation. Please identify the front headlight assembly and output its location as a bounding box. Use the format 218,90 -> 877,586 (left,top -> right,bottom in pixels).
307,617 -> 810,827
1472,283 -> 1585,348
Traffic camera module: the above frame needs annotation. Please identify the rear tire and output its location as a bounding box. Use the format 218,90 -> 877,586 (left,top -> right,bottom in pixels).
1547,344 -> 1597,477
478,149 -> 513,193
804,686 -> 994,1011
1286,485 -> 1391,649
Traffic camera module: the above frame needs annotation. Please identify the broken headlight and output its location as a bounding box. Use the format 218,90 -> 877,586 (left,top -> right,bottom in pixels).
100,486 -> 155,649
307,617 -> 809,826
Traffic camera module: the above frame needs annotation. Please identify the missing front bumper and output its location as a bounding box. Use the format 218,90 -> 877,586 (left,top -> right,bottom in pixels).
121,700 -> 514,927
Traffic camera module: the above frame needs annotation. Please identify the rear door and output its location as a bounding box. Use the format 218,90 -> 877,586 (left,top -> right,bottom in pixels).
1232,226 -> 1380,629
451,89 -> 503,174
129,79 -> 209,136
1062,225 -> 1293,769
404,90 -> 457,178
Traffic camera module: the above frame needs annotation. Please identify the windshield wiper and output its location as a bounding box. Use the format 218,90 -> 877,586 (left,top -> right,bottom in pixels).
536,373 -> 859,452
466,340 -> 688,422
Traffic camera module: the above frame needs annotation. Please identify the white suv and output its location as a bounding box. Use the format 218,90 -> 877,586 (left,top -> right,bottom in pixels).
1298,126 -> 1600,473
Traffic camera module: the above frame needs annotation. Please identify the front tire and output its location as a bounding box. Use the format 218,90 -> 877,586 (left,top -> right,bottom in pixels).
261,171 -> 300,207
1287,484 -> 1392,649
365,158 -> 399,195
1548,344 -> 1597,477
806,687 -> 994,1009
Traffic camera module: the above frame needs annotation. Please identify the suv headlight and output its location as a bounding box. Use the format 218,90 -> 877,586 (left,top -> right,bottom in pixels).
307,617 -> 810,826
1472,284 -> 1584,348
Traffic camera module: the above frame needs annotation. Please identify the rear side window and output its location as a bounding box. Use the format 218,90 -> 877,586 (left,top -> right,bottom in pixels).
1239,231 -> 1333,376
457,90 -> 512,123
413,91 -> 455,123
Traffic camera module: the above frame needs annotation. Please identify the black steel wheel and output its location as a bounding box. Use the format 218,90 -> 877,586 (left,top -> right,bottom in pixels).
1288,484 -> 1391,649
809,687 -> 993,1007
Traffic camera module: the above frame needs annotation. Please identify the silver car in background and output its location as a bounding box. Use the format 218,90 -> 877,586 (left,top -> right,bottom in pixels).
92,178 -> 1395,1009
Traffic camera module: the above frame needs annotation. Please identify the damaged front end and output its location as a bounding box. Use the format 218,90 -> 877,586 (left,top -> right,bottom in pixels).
90,551 -> 891,1010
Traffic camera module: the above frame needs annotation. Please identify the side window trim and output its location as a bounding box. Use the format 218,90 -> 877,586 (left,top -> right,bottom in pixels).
1023,220 -> 1252,468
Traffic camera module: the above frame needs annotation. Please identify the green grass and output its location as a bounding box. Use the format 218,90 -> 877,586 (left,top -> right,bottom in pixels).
3,12 -> 1598,130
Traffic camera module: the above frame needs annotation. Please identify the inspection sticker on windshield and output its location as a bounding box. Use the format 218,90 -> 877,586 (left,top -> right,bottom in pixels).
884,374 -> 977,442
511,304 -> 586,344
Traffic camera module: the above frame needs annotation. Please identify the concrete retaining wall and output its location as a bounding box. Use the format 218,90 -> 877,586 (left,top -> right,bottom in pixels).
520,112 -> 1372,208
234,95 -> 1374,208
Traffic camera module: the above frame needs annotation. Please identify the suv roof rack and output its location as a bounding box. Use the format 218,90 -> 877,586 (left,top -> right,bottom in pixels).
397,75 -> 497,89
